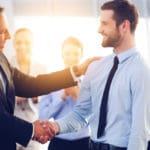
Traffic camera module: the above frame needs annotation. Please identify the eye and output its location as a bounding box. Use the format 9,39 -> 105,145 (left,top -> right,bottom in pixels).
0,31 -> 5,36
0,30 -> 9,37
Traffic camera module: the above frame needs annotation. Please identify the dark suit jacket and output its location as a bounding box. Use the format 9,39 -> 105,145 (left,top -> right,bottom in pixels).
0,53 -> 76,150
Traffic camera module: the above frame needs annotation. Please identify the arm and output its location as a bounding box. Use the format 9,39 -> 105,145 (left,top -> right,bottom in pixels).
13,67 -> 77,97
0,110 -> 56,146
55,65 -> 94,134
13,56 -> 101,98
127,66 -> 150,150
0,111 -> 33,147
0,53 -> 53,146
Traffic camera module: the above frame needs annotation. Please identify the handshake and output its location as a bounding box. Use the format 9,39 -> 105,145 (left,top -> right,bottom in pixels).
32,120 -> 59,144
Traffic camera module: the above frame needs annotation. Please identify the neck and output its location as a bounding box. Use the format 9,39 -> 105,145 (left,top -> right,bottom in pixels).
114,34 -> 135,54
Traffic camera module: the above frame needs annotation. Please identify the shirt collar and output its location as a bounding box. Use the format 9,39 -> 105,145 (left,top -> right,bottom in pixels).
112,47 -> 137,64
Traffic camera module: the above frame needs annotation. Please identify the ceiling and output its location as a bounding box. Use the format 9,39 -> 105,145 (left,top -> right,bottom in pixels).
13,0 -> 99,16
1,0 -> 149,17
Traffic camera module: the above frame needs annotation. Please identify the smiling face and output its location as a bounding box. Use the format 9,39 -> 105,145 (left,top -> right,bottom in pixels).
0,13 -> 11,52
62,44 -> 83,67
61,37 -> 83,67
13,29 -> 33,61
98,10 -> 122,48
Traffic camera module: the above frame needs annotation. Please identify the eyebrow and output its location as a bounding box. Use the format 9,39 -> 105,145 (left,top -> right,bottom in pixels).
0,29 -> 6,33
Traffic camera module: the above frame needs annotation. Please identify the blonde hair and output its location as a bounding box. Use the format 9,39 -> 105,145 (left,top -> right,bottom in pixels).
62,36 -> 83,52
14,28 -> 33,37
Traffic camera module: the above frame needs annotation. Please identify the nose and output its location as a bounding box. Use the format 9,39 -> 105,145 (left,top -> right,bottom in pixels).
0,30 -> 11,41
97,24 -> 103,34
19,43 -> 27,52
5,30 -> 11,40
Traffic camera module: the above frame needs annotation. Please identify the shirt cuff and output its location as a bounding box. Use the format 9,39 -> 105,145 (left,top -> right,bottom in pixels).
70,67 -> 79,82
31,124 -> 34,139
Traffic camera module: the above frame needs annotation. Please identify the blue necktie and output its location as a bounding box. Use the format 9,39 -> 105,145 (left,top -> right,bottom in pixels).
97,56 -> 119,138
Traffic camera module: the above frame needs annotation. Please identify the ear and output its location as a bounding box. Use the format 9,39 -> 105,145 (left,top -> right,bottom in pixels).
121,20 -> 130,32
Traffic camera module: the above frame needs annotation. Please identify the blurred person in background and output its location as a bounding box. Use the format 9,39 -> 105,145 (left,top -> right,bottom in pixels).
11,28 -> 47,150
39,36 -> 91,150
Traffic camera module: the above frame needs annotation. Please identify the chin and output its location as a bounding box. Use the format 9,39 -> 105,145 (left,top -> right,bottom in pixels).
102,41 -> 113,47
102,42 -> 107,47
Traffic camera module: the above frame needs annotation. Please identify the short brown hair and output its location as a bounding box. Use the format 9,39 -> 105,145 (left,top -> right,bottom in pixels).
101,0 -> 139,33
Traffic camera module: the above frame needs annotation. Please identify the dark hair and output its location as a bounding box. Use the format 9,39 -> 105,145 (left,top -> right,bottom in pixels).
0,6 -> 4,13
101,0 -> 139,33
62,36 -> 83,52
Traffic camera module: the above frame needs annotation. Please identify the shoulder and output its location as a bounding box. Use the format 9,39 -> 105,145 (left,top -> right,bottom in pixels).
86,55 -> 111,75
130,52 -> 148,73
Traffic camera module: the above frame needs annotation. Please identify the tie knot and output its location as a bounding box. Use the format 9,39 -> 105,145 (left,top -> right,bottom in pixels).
114,56 -> 119,65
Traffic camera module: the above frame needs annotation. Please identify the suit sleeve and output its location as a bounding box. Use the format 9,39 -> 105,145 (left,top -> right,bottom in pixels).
13,67 -> 77,97
0,111 -> 33,147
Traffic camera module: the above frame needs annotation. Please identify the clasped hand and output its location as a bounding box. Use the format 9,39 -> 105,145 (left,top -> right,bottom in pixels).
32,120 -> 58,144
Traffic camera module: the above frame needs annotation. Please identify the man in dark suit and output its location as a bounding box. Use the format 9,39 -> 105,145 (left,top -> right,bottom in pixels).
0,6 -> 99,150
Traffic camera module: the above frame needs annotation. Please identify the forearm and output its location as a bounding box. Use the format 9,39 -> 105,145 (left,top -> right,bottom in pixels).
14,68 -> 77,97
55,111 -> 88,134
14,56 -> 100,97
128,68 -> 150,149
0,111 -> 33,147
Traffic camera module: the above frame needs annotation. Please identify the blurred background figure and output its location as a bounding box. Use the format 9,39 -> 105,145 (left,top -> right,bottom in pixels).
39,36 -> 91,150
10,28 -> 47,150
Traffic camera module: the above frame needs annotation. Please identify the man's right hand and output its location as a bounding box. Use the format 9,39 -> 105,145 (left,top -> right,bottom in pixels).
32,120 -> 56,144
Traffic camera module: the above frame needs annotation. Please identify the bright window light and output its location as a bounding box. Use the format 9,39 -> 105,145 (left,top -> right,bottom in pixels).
14,16 -> 150,71
14,16 -> 112,71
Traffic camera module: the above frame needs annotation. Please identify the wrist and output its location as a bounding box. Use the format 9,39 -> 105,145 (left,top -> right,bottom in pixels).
70,66 -> 79,82
52,121 -> 60,135
49,118 -> 60,135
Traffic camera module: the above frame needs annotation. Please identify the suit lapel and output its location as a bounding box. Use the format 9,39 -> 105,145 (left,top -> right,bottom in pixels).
0,53 -> 15,113
0,53 -> 11,86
